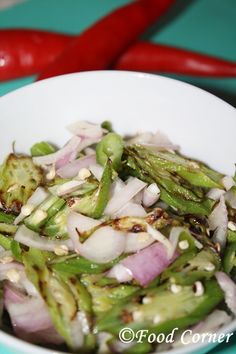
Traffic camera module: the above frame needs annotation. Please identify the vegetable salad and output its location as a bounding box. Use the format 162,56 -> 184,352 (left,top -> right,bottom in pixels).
0,120 -> 235,353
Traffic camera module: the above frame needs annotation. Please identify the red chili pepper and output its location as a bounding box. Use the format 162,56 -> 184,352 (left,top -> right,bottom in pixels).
2,30 -> 236,82
116,42 -> 236,77
37,0 -> 175,80
0,29 -> 72,81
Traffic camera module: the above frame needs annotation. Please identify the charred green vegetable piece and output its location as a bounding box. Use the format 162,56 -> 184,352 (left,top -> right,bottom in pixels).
0,211 -> 15,224
0,223 -> 17,235
0,154 -> 42,213
162,248 -> 220,285
51,254 -> 120,275
30,141 -> 56,157
22,248 -> 94,351
124,145 -> 221,215
81,274 -> 139,315
97,279 -> 223,336
74,161 -> 112,219
0,233 -> 12,250
96,133 -> 124,170
43,205 -> 70,238
24,195 -> 65,232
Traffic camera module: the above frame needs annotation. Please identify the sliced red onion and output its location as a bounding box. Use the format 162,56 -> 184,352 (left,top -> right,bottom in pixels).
225,188 -> 236,209
126,131 -> 178,151
67,211 -> 101,241
122,242 -> 178,286
206,188 -> 225,201
142,183 -> 160,207
115,202 -> 147,218
68,222 -> 125,263
57,154 -> 96,178
4,282 -> 25,303
33,136 -> 81,166
69,314 -> 84,350
125,232 -> 154,253
105,177 -> 146,215
107,264 -> 133,282
146,224 -> 174,259
89,163 -> 104,181
14,225 -> 73,251
14,187 -> 49,225
67,120 -> 105,138
126,132 -> 153,145
208,196 -> 228,248
55,180 -> 85,196
4,283 -> 63,345
79,226 -> 125,263
222,176 -> 235,191
215,272 -> 236,315
0,262 -> 24,281
110,178 -> 125,196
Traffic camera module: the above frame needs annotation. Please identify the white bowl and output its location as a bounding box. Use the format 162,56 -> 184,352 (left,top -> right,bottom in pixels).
0,71 -> 235,354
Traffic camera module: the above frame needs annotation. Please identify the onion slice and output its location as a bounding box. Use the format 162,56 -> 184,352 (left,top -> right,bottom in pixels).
215,272 -> 236,315
33,136 -> 81,166
67,220 -> 125,263
14,187 -> 49,225
107,264 -> 133,283
57,154 -> 96,178
206,188 -> 225,201
125,232 -> 154,253
208,196 -> 228,248
115,202 -> 147,218
222,176 -> 235,191
105,177 -> 146,215
4,283 -> 63,345
146,224 -> 173,259
67,120 -> 105,138
126,131 -> 178,151
89,163 -> 104,181
142,183 -> 160,207
14,225 -> 73,251
122,242 -> 178,286
67,212 -> 101,239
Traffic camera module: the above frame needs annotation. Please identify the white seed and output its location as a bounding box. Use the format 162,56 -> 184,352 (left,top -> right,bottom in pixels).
153,314 -> 161,324
142,297 -> 152,304
78,168 -> 91,180
7,184 -> 18,193
204,262 -> 215,272
170,284 -> 182,294
34,210 -> 47,223
189,162 -> 199,169
194,281 -> 204,297
46,165 -> 56,180
228,221 -> 236,232
178,240 -> 189,250
194,240 -> 203,249
21,204 -> 35,216
54,245 -> 69,256
0,256 -> 13,264
147,183 -> 160,195
6,269 -> 20,283
132,311 -> 143,322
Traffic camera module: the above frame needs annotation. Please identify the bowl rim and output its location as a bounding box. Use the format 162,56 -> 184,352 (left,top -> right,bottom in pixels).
0,70 -> 235,354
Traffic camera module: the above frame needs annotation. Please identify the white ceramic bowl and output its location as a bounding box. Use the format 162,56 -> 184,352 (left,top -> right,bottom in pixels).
0,71 -> 235,354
